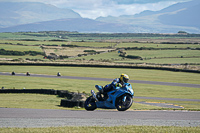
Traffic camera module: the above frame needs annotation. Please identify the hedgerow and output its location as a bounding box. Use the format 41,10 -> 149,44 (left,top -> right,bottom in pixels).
0,49 -> 44,56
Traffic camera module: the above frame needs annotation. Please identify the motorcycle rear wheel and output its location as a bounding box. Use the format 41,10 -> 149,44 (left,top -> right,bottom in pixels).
84,96 -> 97,111
115,94 -> 133,111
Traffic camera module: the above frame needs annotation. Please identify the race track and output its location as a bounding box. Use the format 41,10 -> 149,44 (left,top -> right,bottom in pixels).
0,108 -> 200,127
1,72 -> 200,127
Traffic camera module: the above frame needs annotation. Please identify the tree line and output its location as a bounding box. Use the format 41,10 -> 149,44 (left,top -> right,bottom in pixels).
0,49 -> 45,56
17,31 -> 200,38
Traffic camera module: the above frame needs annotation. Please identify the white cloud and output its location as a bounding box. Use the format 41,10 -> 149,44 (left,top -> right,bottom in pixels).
44,0 -> 191,19
71,1 -> 180,19
0,0 -> 192,19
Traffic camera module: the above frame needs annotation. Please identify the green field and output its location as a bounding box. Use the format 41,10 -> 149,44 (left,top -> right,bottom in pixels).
68,51 -> 123,61
125,50 -> 200,58
0,35 -> 200,70
0,55 -> 44,60
0,44 -> 43,52
0,33 -> 58,40
0,37 -> 200,70
68,50 -> 200,64
71,41 -> 116,47
116,58 -> 200,64
117,42 -> 200,49
0,40 -> 67,46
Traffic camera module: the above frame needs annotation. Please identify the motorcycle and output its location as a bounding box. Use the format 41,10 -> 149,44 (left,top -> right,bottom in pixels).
57,72 -> 61,76
11,71 -> 15,75
26,72 -> 30,76
84,83 -> 134,111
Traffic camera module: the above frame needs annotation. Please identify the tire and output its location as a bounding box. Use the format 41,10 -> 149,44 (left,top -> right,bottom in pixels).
84,96 -> 97,111
115,94 -> 133,111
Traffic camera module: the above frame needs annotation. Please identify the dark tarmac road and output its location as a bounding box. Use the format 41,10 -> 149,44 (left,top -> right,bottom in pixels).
0,108 -> 200,127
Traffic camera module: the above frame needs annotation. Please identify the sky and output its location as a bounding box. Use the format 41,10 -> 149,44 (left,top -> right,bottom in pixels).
0,0 -> 191,19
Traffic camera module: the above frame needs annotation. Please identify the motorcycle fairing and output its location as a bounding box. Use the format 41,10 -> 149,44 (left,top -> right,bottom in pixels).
96,87 -> 132,109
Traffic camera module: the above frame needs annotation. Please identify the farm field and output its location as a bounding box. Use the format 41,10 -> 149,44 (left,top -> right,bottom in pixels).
0,32 -> 200,73
115,57 -> 200,64
0,44 -> 43,52
0,40 -> 115,47
1,40 -> 199,67
0,32 -> 57,40
0,55 -> 44,60
0,40 -> 66,46
43,46 -> 115,57
71,49 -> 200,64
116,42 -> 200,48
125,50 -> 199,58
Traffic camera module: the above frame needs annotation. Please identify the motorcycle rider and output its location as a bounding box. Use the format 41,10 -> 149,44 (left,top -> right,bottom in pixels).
96,73 -> 130,95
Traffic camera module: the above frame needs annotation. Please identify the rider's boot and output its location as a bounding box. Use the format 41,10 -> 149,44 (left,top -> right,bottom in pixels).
95,85 -> 104,94
91,90 -> 98,101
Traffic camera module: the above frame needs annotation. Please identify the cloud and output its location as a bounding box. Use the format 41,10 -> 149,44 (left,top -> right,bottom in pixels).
0,0 -> 192,19
70,1 -> 183,19
111,0 -> 191,4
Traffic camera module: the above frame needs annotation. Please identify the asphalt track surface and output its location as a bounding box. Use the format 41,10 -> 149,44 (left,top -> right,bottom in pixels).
0,108 -> 200,127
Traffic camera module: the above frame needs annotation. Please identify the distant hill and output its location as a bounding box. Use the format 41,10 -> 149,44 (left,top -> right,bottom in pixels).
96,0 -> 200,33
158,0 -> 200,29
134,0 -> 200,17
0,2 -> 81,28
0,18 -> 147,33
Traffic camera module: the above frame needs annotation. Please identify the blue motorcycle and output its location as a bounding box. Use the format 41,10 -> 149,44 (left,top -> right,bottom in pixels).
84,83 -> 134,111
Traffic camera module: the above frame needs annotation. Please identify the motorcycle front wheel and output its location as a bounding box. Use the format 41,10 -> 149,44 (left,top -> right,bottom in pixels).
84,96 -> 97,111
115,94 -> 133,111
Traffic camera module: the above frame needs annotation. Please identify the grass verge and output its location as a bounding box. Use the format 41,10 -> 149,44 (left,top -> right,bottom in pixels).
0,126 -> 199,133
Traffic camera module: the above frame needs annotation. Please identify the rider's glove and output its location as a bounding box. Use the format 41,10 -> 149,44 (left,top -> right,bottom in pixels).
116,83 -> 122,87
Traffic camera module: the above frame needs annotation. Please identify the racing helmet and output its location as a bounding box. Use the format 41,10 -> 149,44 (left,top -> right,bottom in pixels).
120,73 -> 129,83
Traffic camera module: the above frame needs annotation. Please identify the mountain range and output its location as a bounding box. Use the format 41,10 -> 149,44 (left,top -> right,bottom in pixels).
0,0 -> 199,33
0,2 -> 81,28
